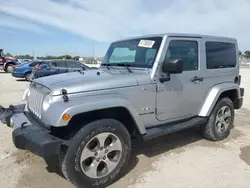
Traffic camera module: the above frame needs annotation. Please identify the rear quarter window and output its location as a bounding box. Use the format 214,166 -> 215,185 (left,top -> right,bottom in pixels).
206,42 -> 237,69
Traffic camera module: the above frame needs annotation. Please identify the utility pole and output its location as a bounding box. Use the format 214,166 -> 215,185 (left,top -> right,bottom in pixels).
32,50 -> 35,60
93,44 -> 95,64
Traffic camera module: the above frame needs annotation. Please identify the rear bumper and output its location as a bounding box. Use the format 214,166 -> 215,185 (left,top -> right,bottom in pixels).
10,112 -> 62,168
234,87 -> 244,109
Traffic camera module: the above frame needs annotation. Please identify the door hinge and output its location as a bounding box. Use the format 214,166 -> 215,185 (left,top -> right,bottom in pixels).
156,85 -> 159,92
156,85 -> 164,92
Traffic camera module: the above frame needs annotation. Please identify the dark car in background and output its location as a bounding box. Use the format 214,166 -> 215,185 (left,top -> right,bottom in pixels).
30,59 -> 92,80
11,60 -> 44,80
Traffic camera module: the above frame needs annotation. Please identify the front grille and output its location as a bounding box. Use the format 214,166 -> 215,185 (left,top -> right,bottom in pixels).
27,82 -> 50,119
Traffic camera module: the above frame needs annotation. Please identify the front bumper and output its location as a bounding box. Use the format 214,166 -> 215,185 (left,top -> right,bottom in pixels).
10,112 -> 62,168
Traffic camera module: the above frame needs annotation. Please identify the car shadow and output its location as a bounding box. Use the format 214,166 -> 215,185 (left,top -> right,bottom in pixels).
120,127 -> 202,177
16,79 -> 27,82
47,127 -> 203,183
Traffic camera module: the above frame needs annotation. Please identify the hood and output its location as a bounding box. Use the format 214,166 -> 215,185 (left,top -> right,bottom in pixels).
34,68 -> 152,96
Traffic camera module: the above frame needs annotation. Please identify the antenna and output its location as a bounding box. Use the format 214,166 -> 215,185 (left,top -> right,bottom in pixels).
32,50 -> 35,59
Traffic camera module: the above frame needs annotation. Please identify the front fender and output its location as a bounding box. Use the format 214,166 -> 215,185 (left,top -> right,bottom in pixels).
43,95 -> 147,134
199,83 -> 241,117
3,61 -> 17,69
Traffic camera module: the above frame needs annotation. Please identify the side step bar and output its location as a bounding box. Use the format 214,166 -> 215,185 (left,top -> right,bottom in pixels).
143,117 -> 208,141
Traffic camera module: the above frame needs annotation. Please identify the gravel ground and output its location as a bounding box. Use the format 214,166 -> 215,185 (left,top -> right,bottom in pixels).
0,69 -> 250,188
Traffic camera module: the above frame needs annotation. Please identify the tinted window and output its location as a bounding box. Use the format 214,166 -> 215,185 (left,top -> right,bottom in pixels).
206,42 -> 237,69
50,61 -> 57,67
39,64 -> 49,69
165,40 -> 198,71
56,61 -> 67,68
29,61 -> 41,67
67,61 -> 82,68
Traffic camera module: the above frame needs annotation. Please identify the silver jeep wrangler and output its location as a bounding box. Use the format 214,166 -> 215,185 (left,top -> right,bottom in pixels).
6,33 -> 244,188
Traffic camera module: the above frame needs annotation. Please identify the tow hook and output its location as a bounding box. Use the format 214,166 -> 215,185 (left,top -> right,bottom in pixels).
0,104 -> 26,125
21,122 -> 28,129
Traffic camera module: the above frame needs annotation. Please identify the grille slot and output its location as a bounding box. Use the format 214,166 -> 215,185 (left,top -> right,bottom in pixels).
28,82 -> 50,119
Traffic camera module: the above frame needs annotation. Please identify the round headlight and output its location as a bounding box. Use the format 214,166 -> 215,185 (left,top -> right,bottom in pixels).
42,94 -> 53,111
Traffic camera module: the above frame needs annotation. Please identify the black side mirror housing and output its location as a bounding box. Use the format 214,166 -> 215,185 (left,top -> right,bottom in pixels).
162,59 -> 184,74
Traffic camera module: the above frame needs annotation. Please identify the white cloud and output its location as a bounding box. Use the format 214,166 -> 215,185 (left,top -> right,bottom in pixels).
0,0 -> 250,49
0,17 -> 45,33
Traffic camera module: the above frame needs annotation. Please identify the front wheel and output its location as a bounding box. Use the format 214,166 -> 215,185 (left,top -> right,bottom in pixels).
61,119 -> 131,188
5,64 -> 14,73
201,97 -> 235,141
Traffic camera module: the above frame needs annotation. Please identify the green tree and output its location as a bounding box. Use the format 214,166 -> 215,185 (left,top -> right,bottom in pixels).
15,54 -> 33,59
244,51 -> 250,58
4,52 -> 13,57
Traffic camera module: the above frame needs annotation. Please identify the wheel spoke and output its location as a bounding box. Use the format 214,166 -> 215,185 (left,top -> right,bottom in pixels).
221,106 -> 227,113
107,138 -> 122,152
105,158 -> 119,172
84,160 -> 100,177
96,133 -> 109,149
224,108 -> 231,118
80,132 -> 123,179
216,114 -> 221,124
80,147 -> 95,162
215,105 -> 232,134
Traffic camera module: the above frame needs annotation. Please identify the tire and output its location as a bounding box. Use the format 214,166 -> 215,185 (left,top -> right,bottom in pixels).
24,72 -> 31,81
61,119 -> 131,188
5,64 -> 14,73
201,97 -> 235,141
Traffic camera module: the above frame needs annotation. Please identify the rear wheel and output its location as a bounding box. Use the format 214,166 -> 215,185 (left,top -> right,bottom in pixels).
24,72 -> 31,81
201,97 -> 235,141
61,119 -> 131,188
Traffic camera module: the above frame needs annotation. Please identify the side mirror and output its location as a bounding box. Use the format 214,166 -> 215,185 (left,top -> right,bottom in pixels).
162,59 -> 183,74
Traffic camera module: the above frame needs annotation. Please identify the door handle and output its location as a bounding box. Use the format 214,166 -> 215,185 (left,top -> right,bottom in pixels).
191,76 -> 204,82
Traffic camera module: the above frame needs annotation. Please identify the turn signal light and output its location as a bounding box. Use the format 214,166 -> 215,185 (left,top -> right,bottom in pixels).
62,113 -> 71,121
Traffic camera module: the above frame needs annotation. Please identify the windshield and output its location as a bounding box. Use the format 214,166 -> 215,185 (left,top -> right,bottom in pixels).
102,37 -> 162,68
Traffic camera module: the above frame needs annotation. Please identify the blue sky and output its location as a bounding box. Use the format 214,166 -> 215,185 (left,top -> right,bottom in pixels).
0,0 -> 250,57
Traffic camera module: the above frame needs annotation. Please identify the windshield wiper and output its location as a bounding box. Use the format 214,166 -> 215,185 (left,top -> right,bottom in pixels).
101,63 -> 133,73
114,63 -> 133,73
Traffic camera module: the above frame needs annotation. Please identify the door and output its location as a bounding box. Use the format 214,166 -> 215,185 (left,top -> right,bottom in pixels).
156,38 -> 207,122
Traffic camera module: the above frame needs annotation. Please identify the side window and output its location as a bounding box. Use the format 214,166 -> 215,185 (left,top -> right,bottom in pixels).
56,61 -> 67,68
50,61 -> 57,67
29,61 -> 40,67
165,40 -> 198,71
68,61 -> 82,68
206,42 -> 237,69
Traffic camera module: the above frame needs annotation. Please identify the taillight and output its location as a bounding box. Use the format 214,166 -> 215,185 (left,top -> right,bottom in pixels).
13,67 -> 17,71
34,65 -> 41,71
